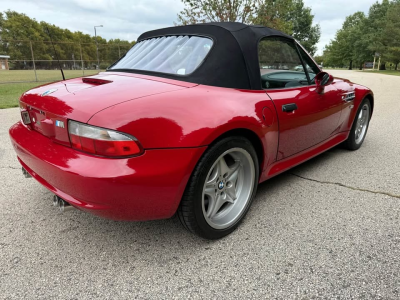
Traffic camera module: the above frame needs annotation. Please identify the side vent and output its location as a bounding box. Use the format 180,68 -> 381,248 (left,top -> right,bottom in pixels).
342,92 -> 355,102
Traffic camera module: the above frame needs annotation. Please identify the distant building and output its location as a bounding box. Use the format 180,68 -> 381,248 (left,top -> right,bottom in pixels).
0,55 -> 10,70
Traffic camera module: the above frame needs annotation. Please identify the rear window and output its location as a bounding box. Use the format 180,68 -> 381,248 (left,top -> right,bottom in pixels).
109,35 -> 213,75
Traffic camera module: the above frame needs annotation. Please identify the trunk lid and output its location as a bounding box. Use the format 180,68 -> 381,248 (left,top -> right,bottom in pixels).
19,73 -> 195,146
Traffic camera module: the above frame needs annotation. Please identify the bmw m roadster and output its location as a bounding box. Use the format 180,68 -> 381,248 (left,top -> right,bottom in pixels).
9,22 -> 373,239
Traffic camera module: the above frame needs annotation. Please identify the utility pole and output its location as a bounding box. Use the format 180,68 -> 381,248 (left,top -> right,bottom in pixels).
94,25 -> 103,70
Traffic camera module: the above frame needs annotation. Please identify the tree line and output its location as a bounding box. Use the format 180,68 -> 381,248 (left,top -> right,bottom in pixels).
0,11 -> 135,70
1,1 -> 322,71
177,0 -> 321,55
317,0 -> 400,70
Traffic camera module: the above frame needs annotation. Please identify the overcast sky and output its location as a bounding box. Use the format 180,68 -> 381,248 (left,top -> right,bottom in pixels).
1,0 -> 379,55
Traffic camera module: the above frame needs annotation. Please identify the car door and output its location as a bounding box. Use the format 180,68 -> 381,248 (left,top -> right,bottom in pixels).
258,37 -> 343,160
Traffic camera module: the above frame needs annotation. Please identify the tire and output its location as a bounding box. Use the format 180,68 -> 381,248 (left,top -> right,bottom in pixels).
343,98 -> 371,150
178,136 -> 259,240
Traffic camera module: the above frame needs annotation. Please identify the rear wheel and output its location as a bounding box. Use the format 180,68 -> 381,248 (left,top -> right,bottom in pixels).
178,136 -> 259,239
344,98 -> 371,150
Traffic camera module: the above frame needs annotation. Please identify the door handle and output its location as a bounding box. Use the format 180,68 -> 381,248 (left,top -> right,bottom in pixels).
282,103 -> 298,112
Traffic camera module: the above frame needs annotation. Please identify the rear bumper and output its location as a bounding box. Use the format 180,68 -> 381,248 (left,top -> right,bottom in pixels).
9,121 -> 206,220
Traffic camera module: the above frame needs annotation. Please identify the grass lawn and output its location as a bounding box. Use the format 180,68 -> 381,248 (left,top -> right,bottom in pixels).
361,69 -> 400,76
323,67 -> 348,70
0,70 -> 101,109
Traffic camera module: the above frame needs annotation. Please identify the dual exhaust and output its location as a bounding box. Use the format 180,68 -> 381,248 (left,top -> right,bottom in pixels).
53,195 -> 74,213
22,167 -> 74,213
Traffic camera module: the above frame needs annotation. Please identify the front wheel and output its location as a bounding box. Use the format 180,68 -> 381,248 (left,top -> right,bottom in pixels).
178,136 -> 259,239
344,98 -> 371,150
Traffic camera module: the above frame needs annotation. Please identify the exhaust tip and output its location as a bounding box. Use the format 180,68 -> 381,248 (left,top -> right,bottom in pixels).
57,197 -> 73,213
53,195 -> 59,207
22,167 -> 32,178
52,195 -> 73,212
59,199 -> 66,212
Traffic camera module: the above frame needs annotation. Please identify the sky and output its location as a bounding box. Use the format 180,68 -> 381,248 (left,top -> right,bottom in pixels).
0,0 -> 380,55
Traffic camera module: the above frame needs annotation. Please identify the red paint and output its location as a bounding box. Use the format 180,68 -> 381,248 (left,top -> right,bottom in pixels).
266,82 -> 343,159
10,121 -> 205,220
262,132 -> 349,181
20,73 -> 195,123
9,71 -> 373,221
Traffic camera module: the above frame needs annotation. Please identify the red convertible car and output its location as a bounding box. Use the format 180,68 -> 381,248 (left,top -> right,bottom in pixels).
9,23 -> 373,239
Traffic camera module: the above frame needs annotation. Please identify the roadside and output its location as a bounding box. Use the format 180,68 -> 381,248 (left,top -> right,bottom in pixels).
360,69 -> 400,76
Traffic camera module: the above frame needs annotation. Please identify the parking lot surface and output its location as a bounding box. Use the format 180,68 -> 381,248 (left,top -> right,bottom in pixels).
1,70 -> 399,299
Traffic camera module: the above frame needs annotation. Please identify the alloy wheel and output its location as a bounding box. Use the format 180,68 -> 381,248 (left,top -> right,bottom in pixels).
355,104 -> 370,144
201,148 -> 255,230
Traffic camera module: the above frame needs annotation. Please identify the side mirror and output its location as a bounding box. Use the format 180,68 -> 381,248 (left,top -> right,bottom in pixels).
315,72 -> 334,94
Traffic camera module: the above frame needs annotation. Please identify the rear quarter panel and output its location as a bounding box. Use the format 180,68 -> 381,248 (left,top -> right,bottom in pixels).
88,85 -> 279,172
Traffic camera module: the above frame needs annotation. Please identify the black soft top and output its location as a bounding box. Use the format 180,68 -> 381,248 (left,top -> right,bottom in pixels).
119,22 -> 295,90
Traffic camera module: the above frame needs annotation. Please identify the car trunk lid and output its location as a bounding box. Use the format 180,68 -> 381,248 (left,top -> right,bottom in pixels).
19,73 -> 195,146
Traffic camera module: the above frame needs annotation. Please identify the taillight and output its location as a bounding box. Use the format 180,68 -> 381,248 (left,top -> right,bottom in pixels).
68,120 -> 143,157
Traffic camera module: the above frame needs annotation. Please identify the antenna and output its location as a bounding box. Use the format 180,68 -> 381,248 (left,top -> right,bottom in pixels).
45,25 -> 65,81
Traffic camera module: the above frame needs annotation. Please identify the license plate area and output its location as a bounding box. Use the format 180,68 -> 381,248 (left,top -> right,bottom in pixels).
21,110 -> 31,125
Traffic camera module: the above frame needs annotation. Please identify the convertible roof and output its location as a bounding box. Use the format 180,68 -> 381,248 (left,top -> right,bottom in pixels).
130,22 -> 294,90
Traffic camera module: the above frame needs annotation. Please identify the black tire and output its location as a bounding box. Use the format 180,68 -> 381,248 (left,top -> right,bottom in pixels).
178,136 -> 259,240
343,98 -> 371,150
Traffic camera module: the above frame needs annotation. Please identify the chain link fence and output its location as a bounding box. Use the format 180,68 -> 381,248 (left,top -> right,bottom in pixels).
0,40 -> 133,83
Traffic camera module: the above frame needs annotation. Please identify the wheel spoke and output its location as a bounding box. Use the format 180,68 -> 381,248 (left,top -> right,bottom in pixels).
204,184 -> 216,197
355,110 -> 363,127
356,116 -> 362,128
208,193 -> 226,219
218,156 -> 230,178
205,190 -> 216,216
362,108 -> 368,124
226,161 -> 241,182
225,185 -> 237,201
207,165 -> 219,185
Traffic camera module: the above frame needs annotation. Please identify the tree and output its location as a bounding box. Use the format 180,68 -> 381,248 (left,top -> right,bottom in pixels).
323,12 -> 367,69
289,0 -> 320,55
382,1 -> 400,70
364,0 -> 391,70
313,54 -> 323,65
251,0 -> 294,34
177,0 -> 321,55
177,0 -> 256,24
0,10 -> 134,70
324,0 -> 400,71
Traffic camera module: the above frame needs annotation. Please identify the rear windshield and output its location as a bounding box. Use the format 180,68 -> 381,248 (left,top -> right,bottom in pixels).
109,35 -> 213,75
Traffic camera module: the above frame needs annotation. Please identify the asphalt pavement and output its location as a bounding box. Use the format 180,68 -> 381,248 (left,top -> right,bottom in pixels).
1,70 -> 399,299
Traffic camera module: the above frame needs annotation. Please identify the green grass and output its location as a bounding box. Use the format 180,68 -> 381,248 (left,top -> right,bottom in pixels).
360,69 -> 400,76
0,70 -> 102,109
323,67 -> 349,70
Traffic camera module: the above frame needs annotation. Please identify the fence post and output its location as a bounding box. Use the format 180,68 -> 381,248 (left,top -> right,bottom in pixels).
79,43 -> 84,76
29,41 -> 38,82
